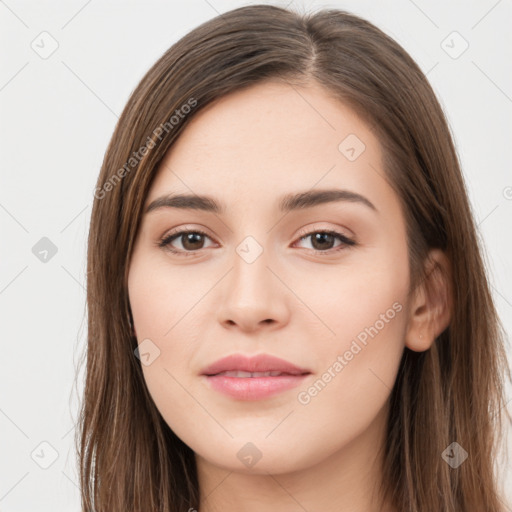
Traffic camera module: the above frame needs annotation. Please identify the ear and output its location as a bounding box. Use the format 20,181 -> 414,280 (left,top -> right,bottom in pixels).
405,248 -> 452,352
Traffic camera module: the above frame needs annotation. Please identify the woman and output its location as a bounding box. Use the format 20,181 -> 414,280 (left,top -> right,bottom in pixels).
78,4 -> 511,511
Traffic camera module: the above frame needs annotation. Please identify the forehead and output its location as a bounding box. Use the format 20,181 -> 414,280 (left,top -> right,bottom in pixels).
145,80 -> 391,215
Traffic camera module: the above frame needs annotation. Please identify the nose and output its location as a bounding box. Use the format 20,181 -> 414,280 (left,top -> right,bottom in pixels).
216,245 -> 290,333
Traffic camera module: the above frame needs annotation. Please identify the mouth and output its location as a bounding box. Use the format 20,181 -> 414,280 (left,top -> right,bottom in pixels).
208,370 -> 309,377
203,370 -> 311,400
200,352 -> 311,376
200,353 -> 312,400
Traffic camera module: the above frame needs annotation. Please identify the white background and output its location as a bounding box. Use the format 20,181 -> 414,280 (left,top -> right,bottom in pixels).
1,0 -> 511,510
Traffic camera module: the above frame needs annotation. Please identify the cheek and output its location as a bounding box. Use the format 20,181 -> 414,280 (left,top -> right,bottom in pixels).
291,240 -> 409,413
298,295 -> 407,413
298,240 -> 409,350
127,256 -> 213,388
127,258 -> 207,432
128,254 -> 203,339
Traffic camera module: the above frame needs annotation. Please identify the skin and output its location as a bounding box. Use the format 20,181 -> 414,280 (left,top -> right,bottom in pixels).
127,80 -> 451,512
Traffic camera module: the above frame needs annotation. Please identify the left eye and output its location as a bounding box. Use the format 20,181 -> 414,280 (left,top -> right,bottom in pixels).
158,229 -> 214,255
158,229 -> 355,256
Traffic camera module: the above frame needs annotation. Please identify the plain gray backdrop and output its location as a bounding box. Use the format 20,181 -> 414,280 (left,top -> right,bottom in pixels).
1,0 -> 511,510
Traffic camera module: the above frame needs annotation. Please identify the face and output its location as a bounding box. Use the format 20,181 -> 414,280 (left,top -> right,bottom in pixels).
128,80 -> 411,476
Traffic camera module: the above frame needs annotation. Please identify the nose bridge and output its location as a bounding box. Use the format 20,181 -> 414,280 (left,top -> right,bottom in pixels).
216,229 -> 288,330
230,232 -> 273,303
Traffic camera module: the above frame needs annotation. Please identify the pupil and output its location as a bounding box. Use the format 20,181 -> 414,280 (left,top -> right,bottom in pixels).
313,233 -> 333,250
183,233 -> 203,250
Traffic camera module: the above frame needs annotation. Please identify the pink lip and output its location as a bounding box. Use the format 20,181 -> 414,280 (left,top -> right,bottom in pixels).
200,353 -> 311,401
200,353 -> 310,376
204,374 -> 310,400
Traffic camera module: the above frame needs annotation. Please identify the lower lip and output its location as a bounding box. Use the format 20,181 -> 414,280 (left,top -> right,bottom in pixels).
203,374 -> 310,400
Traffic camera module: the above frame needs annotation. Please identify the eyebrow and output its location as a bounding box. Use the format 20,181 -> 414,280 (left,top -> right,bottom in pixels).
145,188 -> 377,215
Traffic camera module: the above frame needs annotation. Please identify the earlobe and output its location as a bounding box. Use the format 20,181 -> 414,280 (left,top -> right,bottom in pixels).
405,285 -> 434,352
404,249 -> 452,352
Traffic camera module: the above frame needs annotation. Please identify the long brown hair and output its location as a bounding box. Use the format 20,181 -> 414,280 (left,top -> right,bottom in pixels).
77,4 -> 511,511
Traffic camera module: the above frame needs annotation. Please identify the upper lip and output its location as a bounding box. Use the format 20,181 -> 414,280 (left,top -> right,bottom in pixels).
200,353 -> 311,376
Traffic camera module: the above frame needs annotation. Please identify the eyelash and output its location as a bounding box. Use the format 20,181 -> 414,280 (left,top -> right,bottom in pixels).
158,227 -> 356,257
